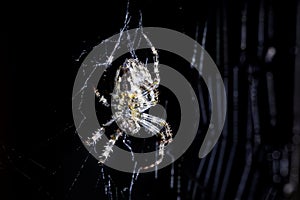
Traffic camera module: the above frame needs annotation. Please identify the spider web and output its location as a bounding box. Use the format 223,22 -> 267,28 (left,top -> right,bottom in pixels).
3,0 -> 299,200
69,2 -> 179,200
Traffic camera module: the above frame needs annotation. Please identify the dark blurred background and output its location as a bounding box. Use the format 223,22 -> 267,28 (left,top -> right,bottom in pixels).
2,0 -> 300,199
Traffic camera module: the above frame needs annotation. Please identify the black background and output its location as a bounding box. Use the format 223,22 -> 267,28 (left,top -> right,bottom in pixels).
2,0 -> 300,199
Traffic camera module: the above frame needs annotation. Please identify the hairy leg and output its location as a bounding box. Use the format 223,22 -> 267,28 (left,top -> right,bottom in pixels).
98,130 -> 123,164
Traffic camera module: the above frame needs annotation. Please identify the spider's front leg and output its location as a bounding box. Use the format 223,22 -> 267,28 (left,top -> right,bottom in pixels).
98,129 -> 123,164
151,46 -> 160,86
141,32 -> 160,86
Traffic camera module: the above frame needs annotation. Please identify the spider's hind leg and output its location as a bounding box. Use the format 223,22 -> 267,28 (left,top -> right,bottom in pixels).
138,113 -> 173,170
141,113 -> 172,143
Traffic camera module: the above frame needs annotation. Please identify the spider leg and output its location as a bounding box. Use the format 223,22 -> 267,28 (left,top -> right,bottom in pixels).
98,130 -> 123,164
137,113 -> 173,170
142,138 -> 165,170
139,84 -> 159,112
141,32 -> 160,86
102,118 -> 115,126
94,88 -> 109,107
85,127 -> 105,146
141,113 -> 172,143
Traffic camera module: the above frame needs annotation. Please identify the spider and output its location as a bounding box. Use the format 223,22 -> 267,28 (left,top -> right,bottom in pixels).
85,33 -> 173,170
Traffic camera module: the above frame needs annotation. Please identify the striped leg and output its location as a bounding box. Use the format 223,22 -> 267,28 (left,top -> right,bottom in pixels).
138,113 -> 173,170
98,130 -> 123,164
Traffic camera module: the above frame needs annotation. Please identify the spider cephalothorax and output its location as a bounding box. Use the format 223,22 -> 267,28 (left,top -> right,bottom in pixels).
85,34 -> 172,170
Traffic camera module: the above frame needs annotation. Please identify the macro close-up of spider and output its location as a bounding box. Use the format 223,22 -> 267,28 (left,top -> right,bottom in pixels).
85,33 -> 173,170
3,0 -> 300,199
